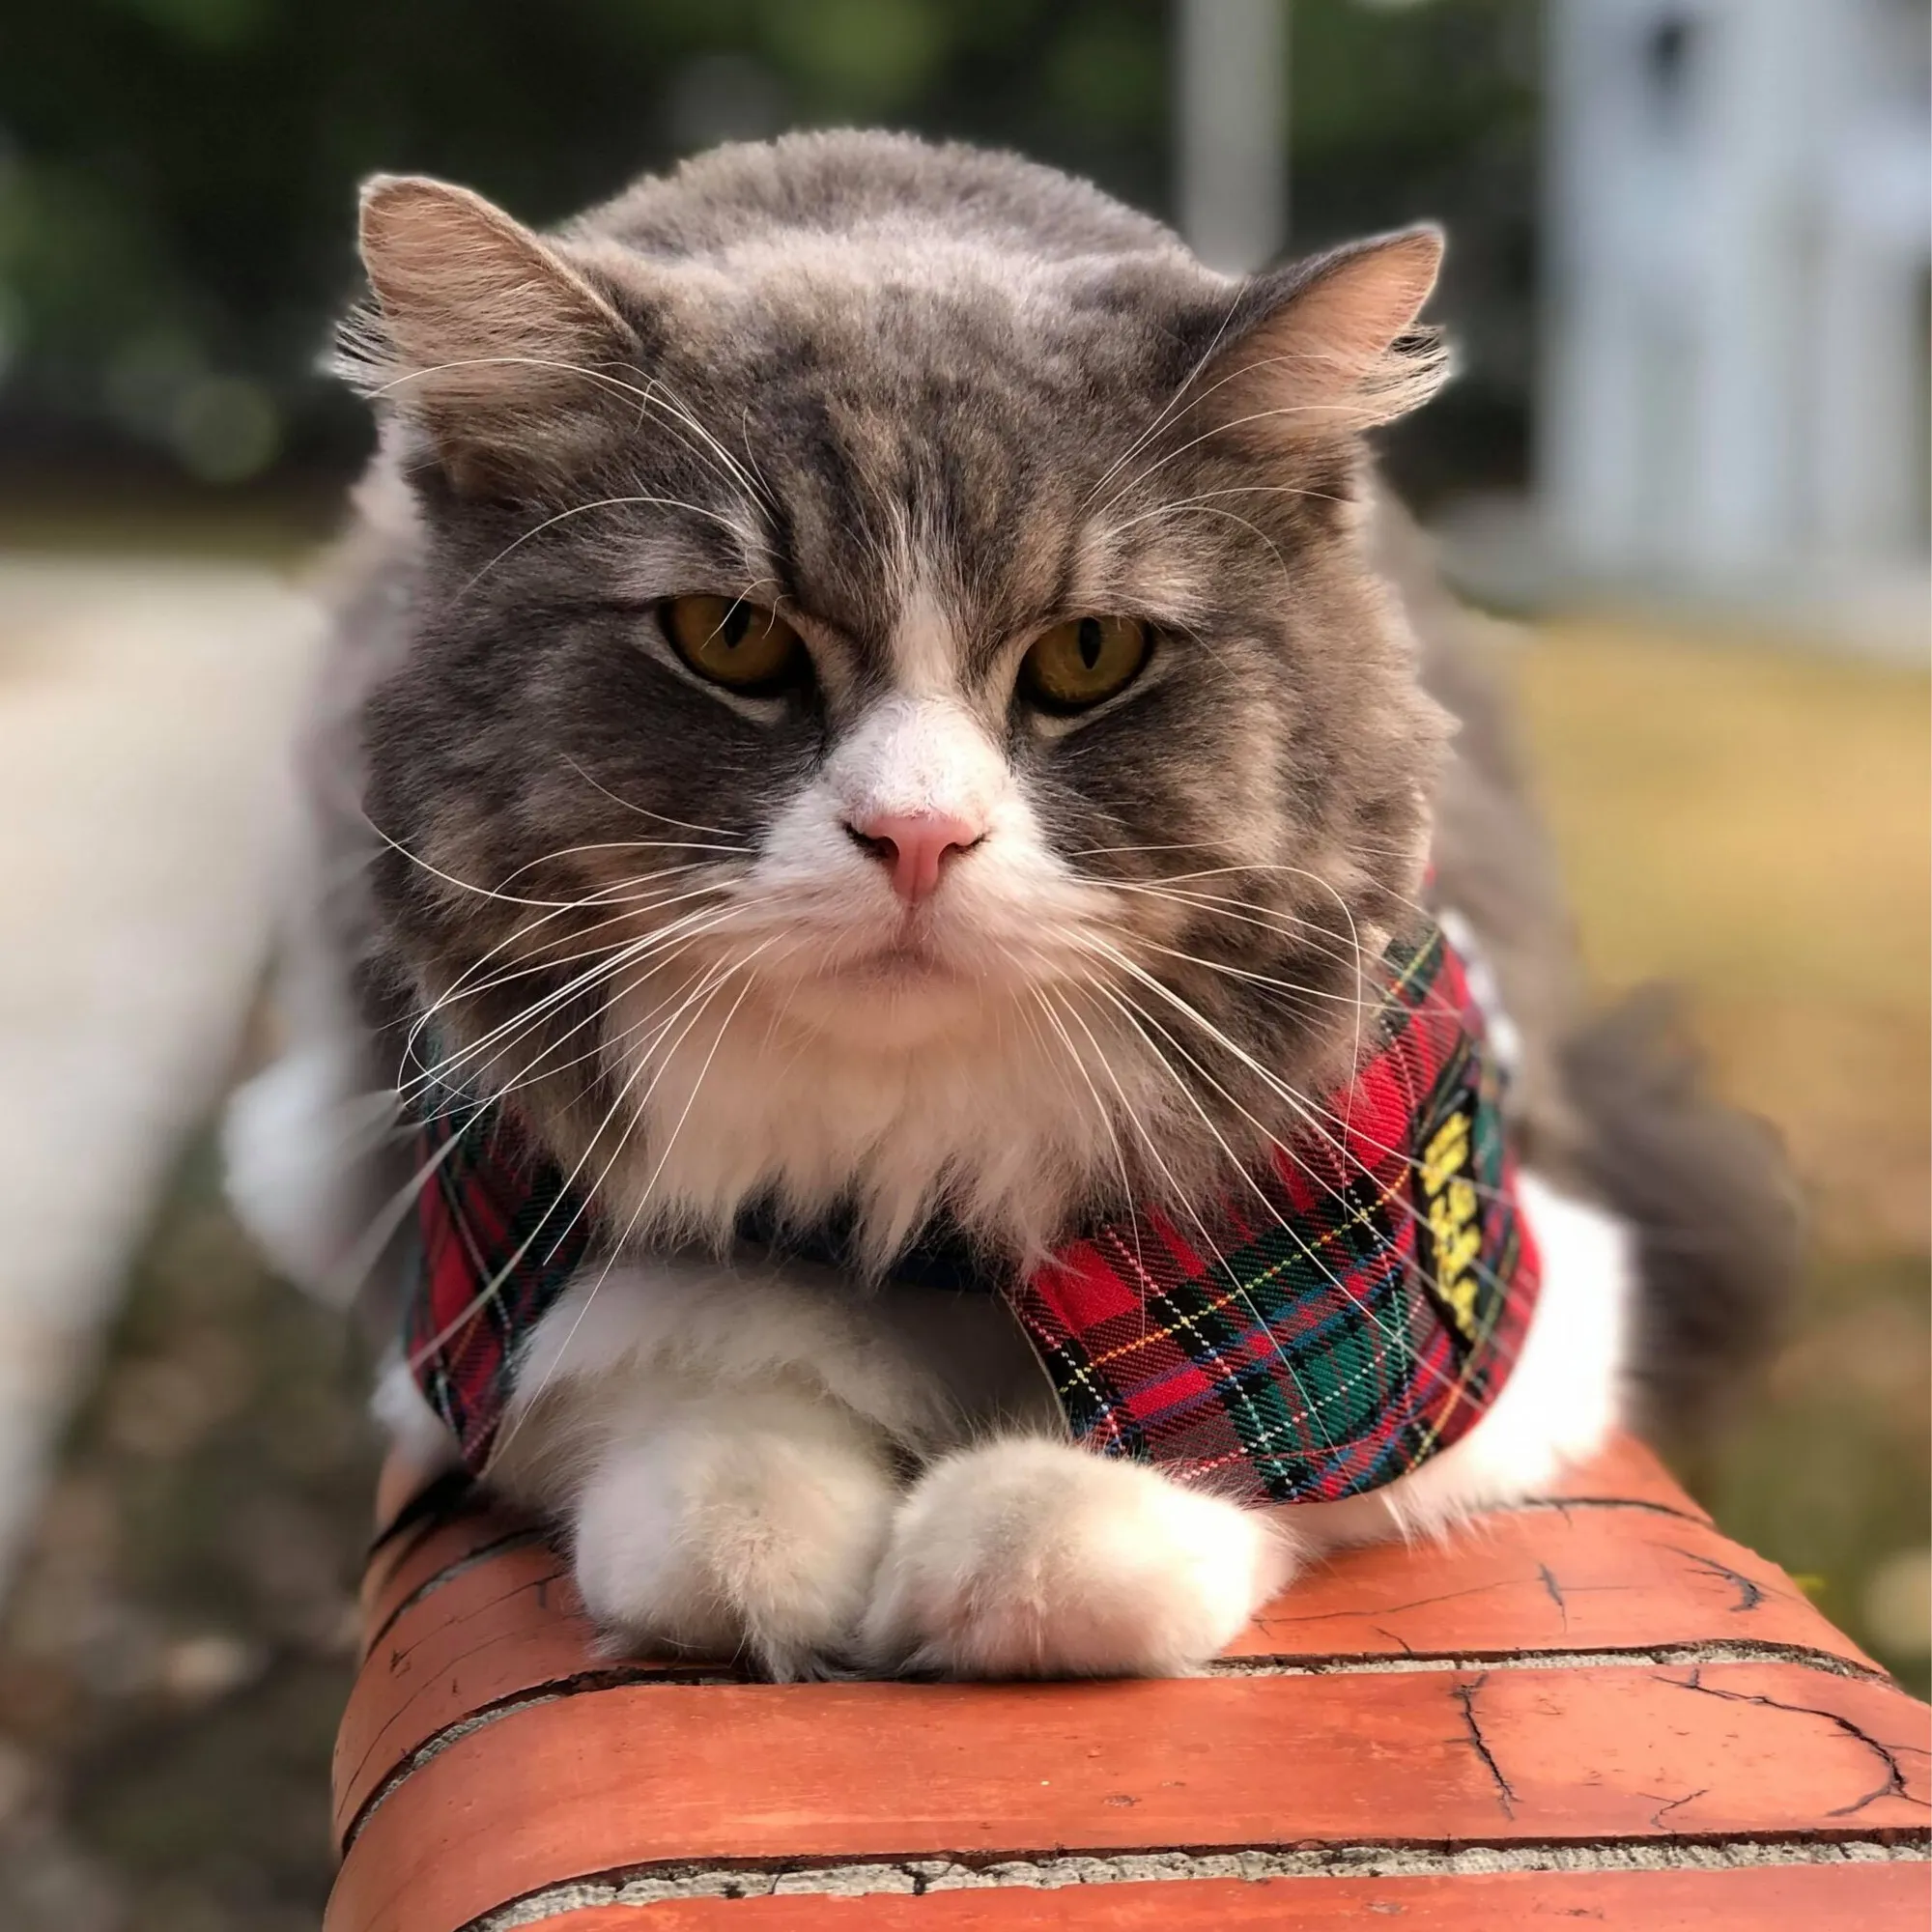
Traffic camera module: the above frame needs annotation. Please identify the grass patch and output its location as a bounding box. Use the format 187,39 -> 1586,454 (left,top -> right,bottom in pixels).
1510,618 -> 1930,1693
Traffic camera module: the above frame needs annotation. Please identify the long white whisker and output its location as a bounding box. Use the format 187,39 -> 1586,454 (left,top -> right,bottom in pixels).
1075,935 -> 1518,1292
461,493 -> 759,596
1121,933 -> 1385,1013
561,756 -> 748,841
1076,972 -> 1467,1397
403,900 -> 741,1102
487,950 -> 774,1453
1021,984 -> 1150,1295
403,933 -> 768,1371
1039,981 -> 1342,1451
1079,281 -> 1250,511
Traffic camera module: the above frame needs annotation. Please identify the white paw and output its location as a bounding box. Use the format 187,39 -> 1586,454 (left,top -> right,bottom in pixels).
571,1393 -> 898,1681
859,1437 -> 1295,1680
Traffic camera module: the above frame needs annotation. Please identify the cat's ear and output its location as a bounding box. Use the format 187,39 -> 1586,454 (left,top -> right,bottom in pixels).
337,175 -> 639,493
1193,227 -> 1449,442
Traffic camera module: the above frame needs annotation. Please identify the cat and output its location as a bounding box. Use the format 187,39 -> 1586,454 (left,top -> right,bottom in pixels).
224,131 -> 1795,1682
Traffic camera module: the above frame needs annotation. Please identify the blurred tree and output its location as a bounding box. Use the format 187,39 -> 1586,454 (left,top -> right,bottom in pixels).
0,0 -> 1535,495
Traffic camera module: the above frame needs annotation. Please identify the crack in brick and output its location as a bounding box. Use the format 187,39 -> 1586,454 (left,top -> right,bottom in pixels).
383,1564 -> 569,1675
338,1665 -> 735,1851
1537,1564 -> 1569,1631
341,1645 -> 1905,1854
1662,1668 -> 1932,1819
364,1528 -> 552,1651
1665,1547 -> 1768,1614
1644,1787 -> 1710,1832
1255,1579 -> 1510,1628
1210,1638 -> 1887,1681
1450,1673 -> 1519,1819
1532,1495 -> 1710,1525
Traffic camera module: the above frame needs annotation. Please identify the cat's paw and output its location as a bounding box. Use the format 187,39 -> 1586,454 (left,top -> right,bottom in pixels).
571,1393 -> 897,1682
859,1436 -> 1295,1679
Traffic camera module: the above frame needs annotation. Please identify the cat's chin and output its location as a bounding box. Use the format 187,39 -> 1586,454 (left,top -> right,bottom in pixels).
761,954 -> 1011,1051
829,940 -> 959,990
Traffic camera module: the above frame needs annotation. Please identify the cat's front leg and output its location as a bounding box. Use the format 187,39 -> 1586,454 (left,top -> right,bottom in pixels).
482,1265 -> 938,1682
860,1437 -> 1297,1679
570,1389 -> 899,1681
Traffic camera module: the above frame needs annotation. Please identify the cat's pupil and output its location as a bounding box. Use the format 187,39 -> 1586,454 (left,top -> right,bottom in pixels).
1077,617 -> 1103,670
721,602 -> 752,649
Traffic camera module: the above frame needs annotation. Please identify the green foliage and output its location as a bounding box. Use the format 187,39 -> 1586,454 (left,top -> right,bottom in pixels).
761,0 -> 955,114
0,0 -> 1536,483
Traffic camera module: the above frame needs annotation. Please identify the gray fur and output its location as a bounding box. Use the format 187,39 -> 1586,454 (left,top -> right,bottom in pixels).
299,132 -> 1789,1420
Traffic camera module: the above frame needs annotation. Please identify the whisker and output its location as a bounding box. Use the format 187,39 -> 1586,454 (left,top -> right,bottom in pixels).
1074,935 -> 1520,1307
1039,981 -> 1342,1450
1021,983 -> 1151,1294
460,493 -> 761,597
561,756 -> 749,841
402,899 -> 742,1102
1079,281 -> 1250,511
486,947 -> 776,1450
1120,933 -> 1385,1013
1076,972 -> 1468,1399
403,934 -> 770,1371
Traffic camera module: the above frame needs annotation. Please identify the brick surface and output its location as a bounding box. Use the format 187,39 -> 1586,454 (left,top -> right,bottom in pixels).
512,1864 -> 1929,1930
327,1436 -> 1930,1932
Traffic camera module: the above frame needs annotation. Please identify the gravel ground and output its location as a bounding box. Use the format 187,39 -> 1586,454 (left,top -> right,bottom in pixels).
0,1139 -> 377,1932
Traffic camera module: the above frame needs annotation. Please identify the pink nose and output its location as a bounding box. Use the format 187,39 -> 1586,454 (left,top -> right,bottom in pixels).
845,810 -> 983,904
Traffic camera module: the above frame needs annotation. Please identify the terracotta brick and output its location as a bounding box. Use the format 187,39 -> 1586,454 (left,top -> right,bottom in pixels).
327,1435 -> 1930,1932
331,1491 -> 1875,1847
510,1862 -> 1929,1930
1535,1432 -> 1714,1520
327,1661 -> 1929,1932
359,1497 -> 527,1640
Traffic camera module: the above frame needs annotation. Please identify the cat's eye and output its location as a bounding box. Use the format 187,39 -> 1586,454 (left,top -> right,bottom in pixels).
1018,615 -> 1152,712
660,595 -> 806,693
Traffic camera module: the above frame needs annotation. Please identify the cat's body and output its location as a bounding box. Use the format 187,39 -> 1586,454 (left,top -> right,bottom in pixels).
227,132 -> 1793,1680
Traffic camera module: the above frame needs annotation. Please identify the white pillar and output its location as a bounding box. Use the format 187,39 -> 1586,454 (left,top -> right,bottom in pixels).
1176,0 -> 1289,272
1682,0 -> 1808,581
1542,0 -> 1656,577
1814,235 -> 1926,563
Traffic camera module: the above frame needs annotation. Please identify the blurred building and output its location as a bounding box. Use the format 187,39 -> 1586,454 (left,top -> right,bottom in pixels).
1542,0 -> 1932,615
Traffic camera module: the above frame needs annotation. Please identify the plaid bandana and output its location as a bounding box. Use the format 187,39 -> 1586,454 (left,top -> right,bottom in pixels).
406,919 -> 1539,1507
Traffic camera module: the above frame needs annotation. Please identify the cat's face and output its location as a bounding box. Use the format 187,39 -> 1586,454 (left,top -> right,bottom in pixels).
349,139 -> 1450,1255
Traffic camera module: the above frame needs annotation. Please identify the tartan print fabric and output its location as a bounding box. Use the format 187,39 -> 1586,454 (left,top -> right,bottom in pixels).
406,1102 -> 595,1468
406,919 -> 1539,1500
1006,923 -> 1539,1504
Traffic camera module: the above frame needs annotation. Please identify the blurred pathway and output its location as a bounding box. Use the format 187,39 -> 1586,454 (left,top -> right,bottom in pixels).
0,557 -> 321,1587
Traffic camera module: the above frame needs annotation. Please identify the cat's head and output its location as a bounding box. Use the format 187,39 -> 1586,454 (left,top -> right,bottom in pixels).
345,133 -> 1451,1264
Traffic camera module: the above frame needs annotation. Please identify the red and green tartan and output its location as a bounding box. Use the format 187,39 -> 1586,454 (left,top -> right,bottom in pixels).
407,920 -> 1539,1503
407,1104 -> 595,1468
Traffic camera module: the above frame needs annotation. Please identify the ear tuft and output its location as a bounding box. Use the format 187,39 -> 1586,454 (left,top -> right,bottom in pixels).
1201,225 -> 1451,440
354,176 -> 634,376
334,175 -> 639,489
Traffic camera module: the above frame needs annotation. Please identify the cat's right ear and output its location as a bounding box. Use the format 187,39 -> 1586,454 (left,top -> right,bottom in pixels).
1186,227 -> 1450,448
336,175 -> 639,494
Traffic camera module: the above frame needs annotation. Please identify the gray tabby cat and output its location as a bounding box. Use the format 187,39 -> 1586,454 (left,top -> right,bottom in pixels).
226,132 -> 1792,1681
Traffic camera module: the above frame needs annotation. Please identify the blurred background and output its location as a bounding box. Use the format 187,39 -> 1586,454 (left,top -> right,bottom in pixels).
0,2 -> 1924,1924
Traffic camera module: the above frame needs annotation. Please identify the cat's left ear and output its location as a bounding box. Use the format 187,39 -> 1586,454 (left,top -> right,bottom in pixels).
336,175 -> 640,493
1192,226 -> 1449,443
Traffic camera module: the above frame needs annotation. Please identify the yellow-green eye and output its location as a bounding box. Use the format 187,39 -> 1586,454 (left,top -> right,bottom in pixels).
660,595 -> 806,692
1018,615 -> 1151,712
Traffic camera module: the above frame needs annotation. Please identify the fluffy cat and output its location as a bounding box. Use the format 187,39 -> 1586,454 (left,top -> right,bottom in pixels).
225,132 -> 1794,1682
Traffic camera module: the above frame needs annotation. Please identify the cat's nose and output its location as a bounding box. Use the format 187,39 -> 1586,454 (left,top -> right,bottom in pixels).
844,810 -> 984,904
